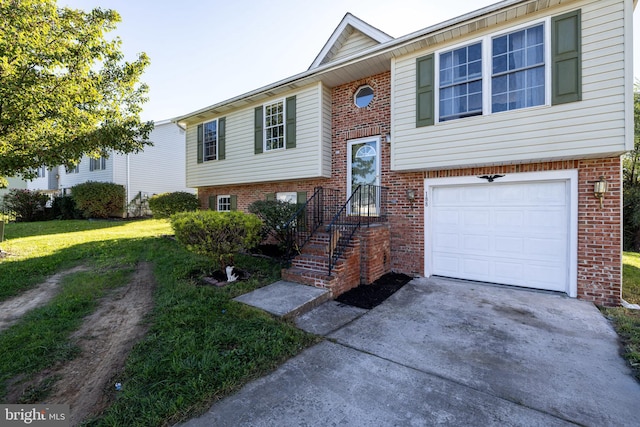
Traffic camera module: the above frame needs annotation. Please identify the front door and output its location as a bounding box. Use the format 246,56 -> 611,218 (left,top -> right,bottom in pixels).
347,137 -> 380,215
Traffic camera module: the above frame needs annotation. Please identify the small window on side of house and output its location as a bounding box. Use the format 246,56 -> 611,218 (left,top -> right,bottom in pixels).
217,195 -> 231,212
276,192 -> 297,204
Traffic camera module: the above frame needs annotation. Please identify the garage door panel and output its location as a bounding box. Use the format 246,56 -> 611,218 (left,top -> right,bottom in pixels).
430,180 -> 569,293
463,234 -> 490,251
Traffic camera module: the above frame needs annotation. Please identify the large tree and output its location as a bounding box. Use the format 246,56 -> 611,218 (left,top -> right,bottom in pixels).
0,0 -> 153,187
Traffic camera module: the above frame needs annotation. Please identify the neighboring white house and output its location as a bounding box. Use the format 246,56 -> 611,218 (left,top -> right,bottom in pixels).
8,120 -> 191,215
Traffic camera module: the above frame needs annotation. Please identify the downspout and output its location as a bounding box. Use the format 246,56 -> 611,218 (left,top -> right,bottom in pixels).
126,154 -> 131,218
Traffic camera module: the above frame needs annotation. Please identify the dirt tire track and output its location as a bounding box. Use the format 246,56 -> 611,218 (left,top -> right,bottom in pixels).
0,265 -> 91,331
5,262 -> 156,426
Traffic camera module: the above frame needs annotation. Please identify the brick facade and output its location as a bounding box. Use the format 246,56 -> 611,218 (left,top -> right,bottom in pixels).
197,71 -> 623,306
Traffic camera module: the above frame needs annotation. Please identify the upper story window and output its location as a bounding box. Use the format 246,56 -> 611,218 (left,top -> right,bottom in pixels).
35,165 -> 46,178
491,24 -> 545,113
66,163 -> 80,174
203,120 -> 217,161
439,42 -> 483,121
421,20 -> 551,126
90,156 -> 106,171
354,85 -> 374,108
264,100 -> 284,151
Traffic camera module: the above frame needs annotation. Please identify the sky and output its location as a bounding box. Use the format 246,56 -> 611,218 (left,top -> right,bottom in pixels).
60,0 -> 640,123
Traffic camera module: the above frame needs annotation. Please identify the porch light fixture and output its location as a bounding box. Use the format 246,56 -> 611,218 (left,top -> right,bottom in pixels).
594,176 -> 608,209
385,132 -> 391,143
407,189 -> 416,202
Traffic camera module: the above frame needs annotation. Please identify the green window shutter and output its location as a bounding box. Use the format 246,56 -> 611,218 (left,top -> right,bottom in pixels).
416,54 -> 435,127
208,195 -> 217,210
197,124 -> 204,163
230,195 -> 237,211
296,191 -> 306,205
265,193 -> 275,201
286,96 -> 297,149
296,191 -> 307,231
551,9 -> 582,105
254,107 -> 263,154
218,117 -> 226,160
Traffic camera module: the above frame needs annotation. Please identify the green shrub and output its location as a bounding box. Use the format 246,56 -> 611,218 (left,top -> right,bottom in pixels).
170,210 -> 263,268
1,189 -> 50,222
51,195 -> 82,220
71,181 -> 125,219
148,192 -> 199,218
248,200 -> 299,246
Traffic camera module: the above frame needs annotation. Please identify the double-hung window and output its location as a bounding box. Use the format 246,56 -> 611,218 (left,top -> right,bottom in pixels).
203,120 -> 217,161
491,24 -> 545,113
428,22 -> 550,125
264,100 -> 284,151
90,157 -> 106,171
439,42 -> 483,121
217,195 -> 231,212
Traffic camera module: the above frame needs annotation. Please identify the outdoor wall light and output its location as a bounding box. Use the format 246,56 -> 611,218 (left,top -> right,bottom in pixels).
594,176 -> 608,209
385,132 -> 391,143
407,189 -> 416,202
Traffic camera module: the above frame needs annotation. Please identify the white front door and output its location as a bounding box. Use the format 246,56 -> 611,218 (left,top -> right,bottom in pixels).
425,171 -> 578,296
347,137 -> 381,215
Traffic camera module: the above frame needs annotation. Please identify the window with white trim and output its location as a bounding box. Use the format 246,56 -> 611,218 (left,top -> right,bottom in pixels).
203,120 -> 217,161
217,195 -> 231,212
90,156 -> 106,171
66,163 -> 80,174
491,24 -> 545,113
435,20 -> 546,123
276,192 -> 297,204
35,166 -> 46,178
264,100 -> 284,151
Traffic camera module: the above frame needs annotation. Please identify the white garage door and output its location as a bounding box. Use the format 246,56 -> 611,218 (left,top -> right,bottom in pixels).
430,180 -> 569,292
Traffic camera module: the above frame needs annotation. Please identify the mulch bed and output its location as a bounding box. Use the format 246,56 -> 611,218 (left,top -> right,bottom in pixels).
335,272 -> 413,309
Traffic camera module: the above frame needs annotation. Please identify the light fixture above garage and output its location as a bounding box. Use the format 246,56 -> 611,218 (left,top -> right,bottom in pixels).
594,176 -> 608,209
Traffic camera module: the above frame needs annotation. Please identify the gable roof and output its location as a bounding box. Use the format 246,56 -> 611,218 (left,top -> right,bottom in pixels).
309,13 -> 393,70
174,0 -> 578,125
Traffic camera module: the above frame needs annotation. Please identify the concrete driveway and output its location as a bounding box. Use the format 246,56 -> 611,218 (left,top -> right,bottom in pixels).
180,277 -> 640,426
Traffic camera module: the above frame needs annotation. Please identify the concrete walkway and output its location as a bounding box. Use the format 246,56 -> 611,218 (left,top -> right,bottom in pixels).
180,277 -> 640,426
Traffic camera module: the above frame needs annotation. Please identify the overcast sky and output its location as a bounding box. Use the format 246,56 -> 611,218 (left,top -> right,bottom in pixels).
61,0 -> 640,122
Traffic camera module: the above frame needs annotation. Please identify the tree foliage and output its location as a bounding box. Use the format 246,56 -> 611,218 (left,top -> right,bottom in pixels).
623,83 -> 640,250
0,0 -> 153,187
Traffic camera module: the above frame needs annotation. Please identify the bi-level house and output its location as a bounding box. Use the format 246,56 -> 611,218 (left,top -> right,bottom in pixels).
174,0 -> 634,306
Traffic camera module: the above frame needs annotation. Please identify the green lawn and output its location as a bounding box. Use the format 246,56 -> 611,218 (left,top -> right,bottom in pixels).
0,219 -> 318,426
600,252 -> 640,382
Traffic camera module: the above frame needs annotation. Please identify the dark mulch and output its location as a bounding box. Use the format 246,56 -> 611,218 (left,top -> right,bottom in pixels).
335,272 -> 413,309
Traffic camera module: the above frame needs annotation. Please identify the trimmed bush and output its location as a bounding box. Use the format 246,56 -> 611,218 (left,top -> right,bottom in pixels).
51,195 -> 82,220
248,200 -> 299,247
1,189 -> 50,222
170,210 -> 263,268
149,192 -> 199,218
71,181 -> 125,219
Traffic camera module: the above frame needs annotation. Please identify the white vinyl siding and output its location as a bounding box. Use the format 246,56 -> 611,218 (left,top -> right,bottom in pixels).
55,122 -> 191,200
321,83 -> 332,176
391,0 -> 628,171
186,83 -> 331,187
331,30 -> 380,63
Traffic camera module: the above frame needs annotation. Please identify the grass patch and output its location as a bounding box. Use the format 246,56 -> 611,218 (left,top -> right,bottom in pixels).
623,252 -> 640,304
0,219 -> 318,425
600,251 -> 640,382
0,265 -> 136,397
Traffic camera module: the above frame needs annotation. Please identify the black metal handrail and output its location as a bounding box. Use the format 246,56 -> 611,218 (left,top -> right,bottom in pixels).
282,187 -> 342,260
326,184 -> 388,275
